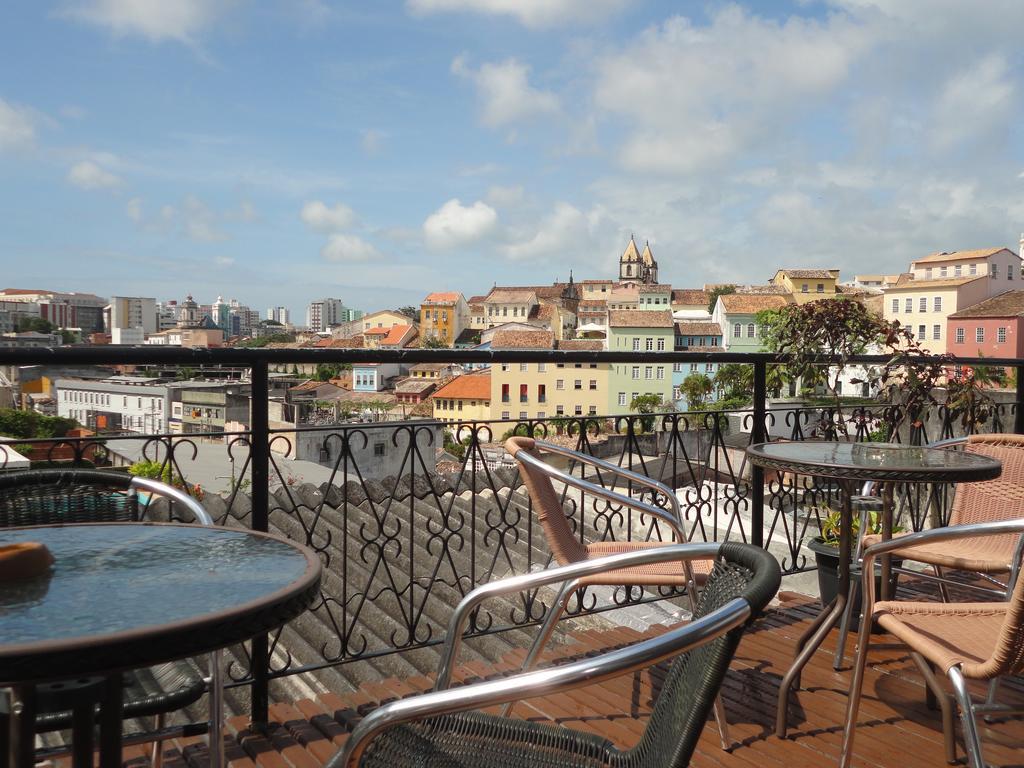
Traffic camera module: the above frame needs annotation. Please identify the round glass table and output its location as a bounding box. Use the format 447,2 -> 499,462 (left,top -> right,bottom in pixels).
0,523 -> 322,768
745,441 -> 1001,737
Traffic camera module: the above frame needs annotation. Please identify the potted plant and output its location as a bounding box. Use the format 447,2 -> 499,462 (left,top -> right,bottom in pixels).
807,506 -> 904,626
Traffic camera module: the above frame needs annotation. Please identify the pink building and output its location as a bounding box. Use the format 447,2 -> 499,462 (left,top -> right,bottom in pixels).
946,290 -> 1024,360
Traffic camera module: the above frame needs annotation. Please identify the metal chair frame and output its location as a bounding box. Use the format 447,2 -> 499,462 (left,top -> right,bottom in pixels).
840,519 -> 1024,768
0,471 -> 225,768
505,439 -> 734,749
329,542 -> 775,768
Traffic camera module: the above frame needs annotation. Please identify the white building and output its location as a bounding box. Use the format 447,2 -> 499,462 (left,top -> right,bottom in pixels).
267,306 -> 291,325
57,377 -> 172,433
106,297 -> 157,335
111,327 -> 145,345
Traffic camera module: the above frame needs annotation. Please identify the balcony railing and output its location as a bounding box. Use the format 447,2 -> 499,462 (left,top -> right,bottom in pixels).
2,345 -> 1023,728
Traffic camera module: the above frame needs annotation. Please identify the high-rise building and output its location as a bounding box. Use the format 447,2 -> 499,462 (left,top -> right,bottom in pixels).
306,298 -> 361,332
0,289 -> 107,332
267,306 -> 291,325
106,296 -> 158,335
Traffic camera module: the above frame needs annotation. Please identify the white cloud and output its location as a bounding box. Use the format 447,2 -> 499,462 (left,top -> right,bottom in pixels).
59,0 -> 231,43
214,255 -> 235,267
361,129 -> 384,155
452,57 -> 559,128
486,185 -> 524,206
0,98 -> 36,151
423,198 -> 498,250
126,197 -> 143,221
321,234 -> 382,262
931,55 -> 1014,149
503,202 -> 596,261
67,160 -> 123,190
300,200 -> 357,232
408,0 -> 631,27
182,195 -> 226,242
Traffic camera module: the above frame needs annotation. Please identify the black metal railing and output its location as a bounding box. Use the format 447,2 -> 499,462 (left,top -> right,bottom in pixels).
2,346 -> 1023,724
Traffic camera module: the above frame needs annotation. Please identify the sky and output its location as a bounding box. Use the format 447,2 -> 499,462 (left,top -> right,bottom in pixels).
2,0 -> 1024,319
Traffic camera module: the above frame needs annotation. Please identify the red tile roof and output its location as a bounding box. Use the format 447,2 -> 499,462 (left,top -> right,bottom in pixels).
423,292 -> 462,304
381,325 -> 414,346
431,372 -> 491,401
365,327 -> 390,335
608,310 -> 673,328
490,329 -> 554,349
948,290 -> 1024,318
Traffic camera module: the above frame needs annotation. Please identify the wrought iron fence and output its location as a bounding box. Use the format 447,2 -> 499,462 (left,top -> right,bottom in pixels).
1,346 -> 1022,724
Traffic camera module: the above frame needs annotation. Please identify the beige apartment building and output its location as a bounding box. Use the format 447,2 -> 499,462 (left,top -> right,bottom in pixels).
883,248 -> 1023,354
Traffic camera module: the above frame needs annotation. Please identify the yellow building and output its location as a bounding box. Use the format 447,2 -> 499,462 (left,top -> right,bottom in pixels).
419,292 -> 469,346
431,370 -> 491,424
488,331 -> 608,420
770,269 -> 841,303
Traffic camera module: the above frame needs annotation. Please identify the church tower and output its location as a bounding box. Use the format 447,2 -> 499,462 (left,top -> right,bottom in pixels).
619,236 -> 642,283
640,241 -> 658,284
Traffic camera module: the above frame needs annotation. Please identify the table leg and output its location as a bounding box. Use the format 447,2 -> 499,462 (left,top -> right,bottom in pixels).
7,686 -> 34,768
776,481 -> 853,739
70,697 -> 94,768
98,674 -> 123,768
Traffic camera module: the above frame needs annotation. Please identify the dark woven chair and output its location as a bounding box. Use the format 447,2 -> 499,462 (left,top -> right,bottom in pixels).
0,469 -> 215,768
326,541 -> 781,768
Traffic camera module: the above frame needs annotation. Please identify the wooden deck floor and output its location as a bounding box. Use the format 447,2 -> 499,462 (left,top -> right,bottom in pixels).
137,588 -> 1023,768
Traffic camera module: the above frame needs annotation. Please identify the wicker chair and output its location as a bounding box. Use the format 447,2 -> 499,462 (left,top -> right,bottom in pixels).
840,518 -> 1024,768
503,437 -> 737,747
325,541 -> 781,768
0,469 -> 221,768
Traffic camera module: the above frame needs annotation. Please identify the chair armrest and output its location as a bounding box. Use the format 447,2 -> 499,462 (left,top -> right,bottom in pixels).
533,440 -> 683,523
130,477 -> 214,526
434,543 -> 721,690
515,446 -> 685,538
330,591 -> 750,768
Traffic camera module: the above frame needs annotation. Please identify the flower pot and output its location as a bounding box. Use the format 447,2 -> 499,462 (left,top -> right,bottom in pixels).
807,537 -> 900,632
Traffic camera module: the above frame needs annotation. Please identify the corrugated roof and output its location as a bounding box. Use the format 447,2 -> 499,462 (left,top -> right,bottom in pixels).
431,371 -> 491,400
948,290 -> 1024,318
608,310 -> 673,328
719,294 -> 789,314
912,248 -> 1014,265
490,329 -> 554,349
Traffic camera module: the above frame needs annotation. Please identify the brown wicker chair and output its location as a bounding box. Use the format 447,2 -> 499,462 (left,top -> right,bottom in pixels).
503,437 -> 733,748
840,518 -> 1024,768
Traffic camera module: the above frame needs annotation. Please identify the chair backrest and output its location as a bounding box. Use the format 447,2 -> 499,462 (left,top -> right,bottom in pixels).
949,435 -> 1024,531
969,561 -> 1024,679
625,542 -> 781,768
504,436 -> 588,565
0,469 -> 139,528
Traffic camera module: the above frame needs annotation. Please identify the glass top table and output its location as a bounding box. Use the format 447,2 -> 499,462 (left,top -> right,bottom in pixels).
0,523 -> 322,768
745,440 -> 1002,738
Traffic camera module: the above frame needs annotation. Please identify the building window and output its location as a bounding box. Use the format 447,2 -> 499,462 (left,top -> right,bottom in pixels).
970,263 -> 977,275
374,443 -> 385,457
501,363 -> 508,371
919,297 -> 927,312
644,366 -> 653,380
556,379 -> 564,390
501,411 -> 510,420
891,299 -> 898,313
618,392 -> 626,406
520,384 -> 528,403
657,367 -> 665,379
556,405 -> 564,415
519,411 -> 528,419
746,323 -> 755,338
519,363 -> 528,372
657,338 -> 665,351
589,379 -> 597,390
934,296 -> 942,312
933,325 -> 941,340
690,363 -> 698,372
574,405 -> 582,415
940,266 -> 948,277
538,363 -> 546,372
926,267 -> 932,278
918,325 -> 925,341
976,327 -> 985,343
733,323 -> 741,337
632,366 -> 640,379
992,264 -> 999,279
537,411 -> 545,419
645,337 -> 654,351
955,327 -> 964,344
954,265 -> 962,277
905,298 -> 913,313
501,384 -> 509,403
673,362 -> 682,372
574,379 -> 582,390
457,400 -> 463,411
816,283 -> 824,293
998,327 -> 1007,343
588,406 -> 597,415
1010,266 -> 1015,281
632,338 -> 640,351
705,363 -> 713,373
801,283 -> 808,293
538,384 -> 546,403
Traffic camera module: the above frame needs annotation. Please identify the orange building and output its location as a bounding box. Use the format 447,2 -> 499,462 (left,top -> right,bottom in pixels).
419,292 -> 469,346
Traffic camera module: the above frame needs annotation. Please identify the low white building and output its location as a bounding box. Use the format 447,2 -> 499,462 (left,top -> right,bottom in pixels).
56,376 -> 172,433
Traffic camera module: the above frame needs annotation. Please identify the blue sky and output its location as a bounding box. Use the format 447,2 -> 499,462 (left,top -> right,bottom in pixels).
2,1 -> 1023,319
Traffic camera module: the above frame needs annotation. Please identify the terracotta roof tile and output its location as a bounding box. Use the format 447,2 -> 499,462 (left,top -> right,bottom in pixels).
719,294 -> 789,313
637,284 -> 672,293
674,322 -> 723,336
608,310 -> 673,328
381,325 -> 414,346
422,292 -> 461,304
557,339 -> 604,351
912,248 -> 1015,265
891,274 -> 985,289
364,327 -> 389,335
431,372 -> 491,401
409,363 -> 451,372
485,288 -> 537,304
775,268 -> 837,279
490,329 -> 554,349
948,290 -> 1024,318
671,289 -> 709,305
395,379 -> 437,395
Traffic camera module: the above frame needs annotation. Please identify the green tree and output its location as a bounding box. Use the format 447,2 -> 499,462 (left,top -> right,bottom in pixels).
706,285 -> 736,314
59,329 -> 77,344
630,393 -> 669,432
0,409 -> 76,439
679,374 -> 713,410
420,334 -> 449,349
16,317 -> 56,334
314,363 -> 351,381
397,306 -> 419,321
714,364 -> 752,402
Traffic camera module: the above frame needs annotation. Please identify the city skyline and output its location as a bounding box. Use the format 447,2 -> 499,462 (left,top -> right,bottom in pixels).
3,1 -> 1024,313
